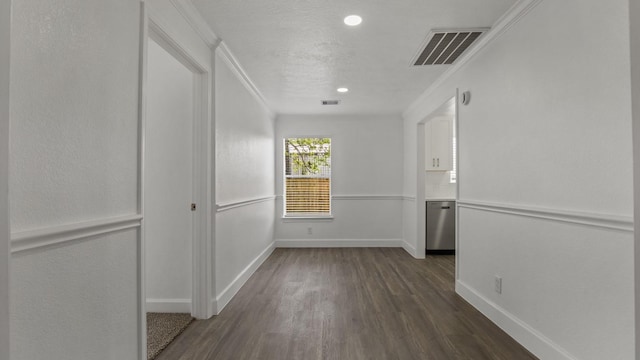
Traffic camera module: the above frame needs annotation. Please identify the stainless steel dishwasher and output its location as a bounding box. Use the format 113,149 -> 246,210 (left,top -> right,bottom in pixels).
426,201 -> 456,255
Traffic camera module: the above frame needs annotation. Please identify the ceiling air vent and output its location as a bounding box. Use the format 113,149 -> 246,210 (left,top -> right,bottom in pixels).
412,28 -> 489,66
321,100 -> 341,105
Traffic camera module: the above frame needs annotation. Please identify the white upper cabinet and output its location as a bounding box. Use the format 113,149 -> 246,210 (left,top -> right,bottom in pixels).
425,117 -> 453,171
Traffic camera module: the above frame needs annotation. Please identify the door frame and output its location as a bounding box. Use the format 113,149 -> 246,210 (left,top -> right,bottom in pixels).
630,0 -> 640,357
415,93 -> 458,269
0,0 -> 10,357
138,4 -> 214,358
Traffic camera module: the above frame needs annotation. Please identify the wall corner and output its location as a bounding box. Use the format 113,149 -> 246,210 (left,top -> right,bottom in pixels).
0,0 -> 10,357
630,0 -> 640,357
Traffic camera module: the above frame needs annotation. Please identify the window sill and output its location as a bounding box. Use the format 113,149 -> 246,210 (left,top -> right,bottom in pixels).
281,214 -> 334,222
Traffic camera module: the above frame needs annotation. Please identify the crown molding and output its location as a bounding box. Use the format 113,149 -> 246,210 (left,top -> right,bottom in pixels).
403,0 -> 543,121
216,42 -> 276,119
169,0 -> 221,50
168,0 -> 276,118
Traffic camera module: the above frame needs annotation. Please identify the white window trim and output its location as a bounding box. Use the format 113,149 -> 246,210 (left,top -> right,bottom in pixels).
282,137 -> 332,218
281,214 -> 335,221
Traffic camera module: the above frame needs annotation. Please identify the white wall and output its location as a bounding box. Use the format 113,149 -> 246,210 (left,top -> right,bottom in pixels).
214,48 -> 276,312
9,0 -> 141,358
403,0 -> 634,359
0,0 -> 10,358
275,115 -> 405,248
144,38 -> 194,313
10,5 -> 140,230
402,112 -> 419,256
425,173 -> 456,199
11,233 -> 139,359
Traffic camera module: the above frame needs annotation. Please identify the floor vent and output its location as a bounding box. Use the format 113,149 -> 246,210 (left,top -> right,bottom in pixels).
321,100 -> 341,105
412,28 -> 489,66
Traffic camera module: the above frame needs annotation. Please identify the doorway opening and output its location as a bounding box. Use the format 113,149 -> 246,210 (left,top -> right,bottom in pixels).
144,34 -> 195,359
139,16 -> 213,359
416,94 -> 458,276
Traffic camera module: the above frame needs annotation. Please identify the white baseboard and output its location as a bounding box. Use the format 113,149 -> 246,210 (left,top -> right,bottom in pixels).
146,298 -> 191,313
455,280 -> 576,360
214,241 -> 276,314
274,239 -> 403,248
401,240 -> 419,258
209,298 -> 217,316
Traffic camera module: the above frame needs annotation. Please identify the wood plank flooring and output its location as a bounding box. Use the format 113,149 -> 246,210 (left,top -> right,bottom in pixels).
156,248 -> 537,360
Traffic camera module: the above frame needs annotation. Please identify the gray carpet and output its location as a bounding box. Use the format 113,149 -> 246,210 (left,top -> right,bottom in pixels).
147,312 -> 194,360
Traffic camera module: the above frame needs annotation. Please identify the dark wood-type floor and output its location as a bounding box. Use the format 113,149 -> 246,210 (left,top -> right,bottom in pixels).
156,248 -> 537,360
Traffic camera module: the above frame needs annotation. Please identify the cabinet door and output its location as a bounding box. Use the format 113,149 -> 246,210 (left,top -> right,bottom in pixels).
425,118 -> 453,171
425,121 -> 437,170
432,118 -> 452,171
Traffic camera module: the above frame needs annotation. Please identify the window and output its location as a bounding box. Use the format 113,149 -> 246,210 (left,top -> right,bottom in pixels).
284,138 -> 331,216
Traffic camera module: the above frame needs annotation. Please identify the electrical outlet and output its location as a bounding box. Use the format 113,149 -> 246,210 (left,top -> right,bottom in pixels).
495,276 -> 502,294
307,227 -> 312,235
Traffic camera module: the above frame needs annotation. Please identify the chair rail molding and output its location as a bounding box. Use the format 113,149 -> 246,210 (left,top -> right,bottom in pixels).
457,200 -> 633,232
332,195 -> 405,201
216,195 -> 276,212
11,214 -> 143,254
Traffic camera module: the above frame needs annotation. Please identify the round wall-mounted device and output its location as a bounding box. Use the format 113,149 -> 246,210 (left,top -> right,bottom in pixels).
461,91 -> 471,105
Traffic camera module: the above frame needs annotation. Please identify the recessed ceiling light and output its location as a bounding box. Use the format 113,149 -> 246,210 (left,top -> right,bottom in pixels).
344,15 -> 362,26
337,87 -> 349,93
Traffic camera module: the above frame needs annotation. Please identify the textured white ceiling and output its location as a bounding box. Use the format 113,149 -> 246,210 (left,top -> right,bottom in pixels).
193,0 -> 517,115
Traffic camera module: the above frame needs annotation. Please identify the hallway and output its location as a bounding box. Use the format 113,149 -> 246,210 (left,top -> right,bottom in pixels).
157,248 -> 536,360
3,0 -> 638,358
